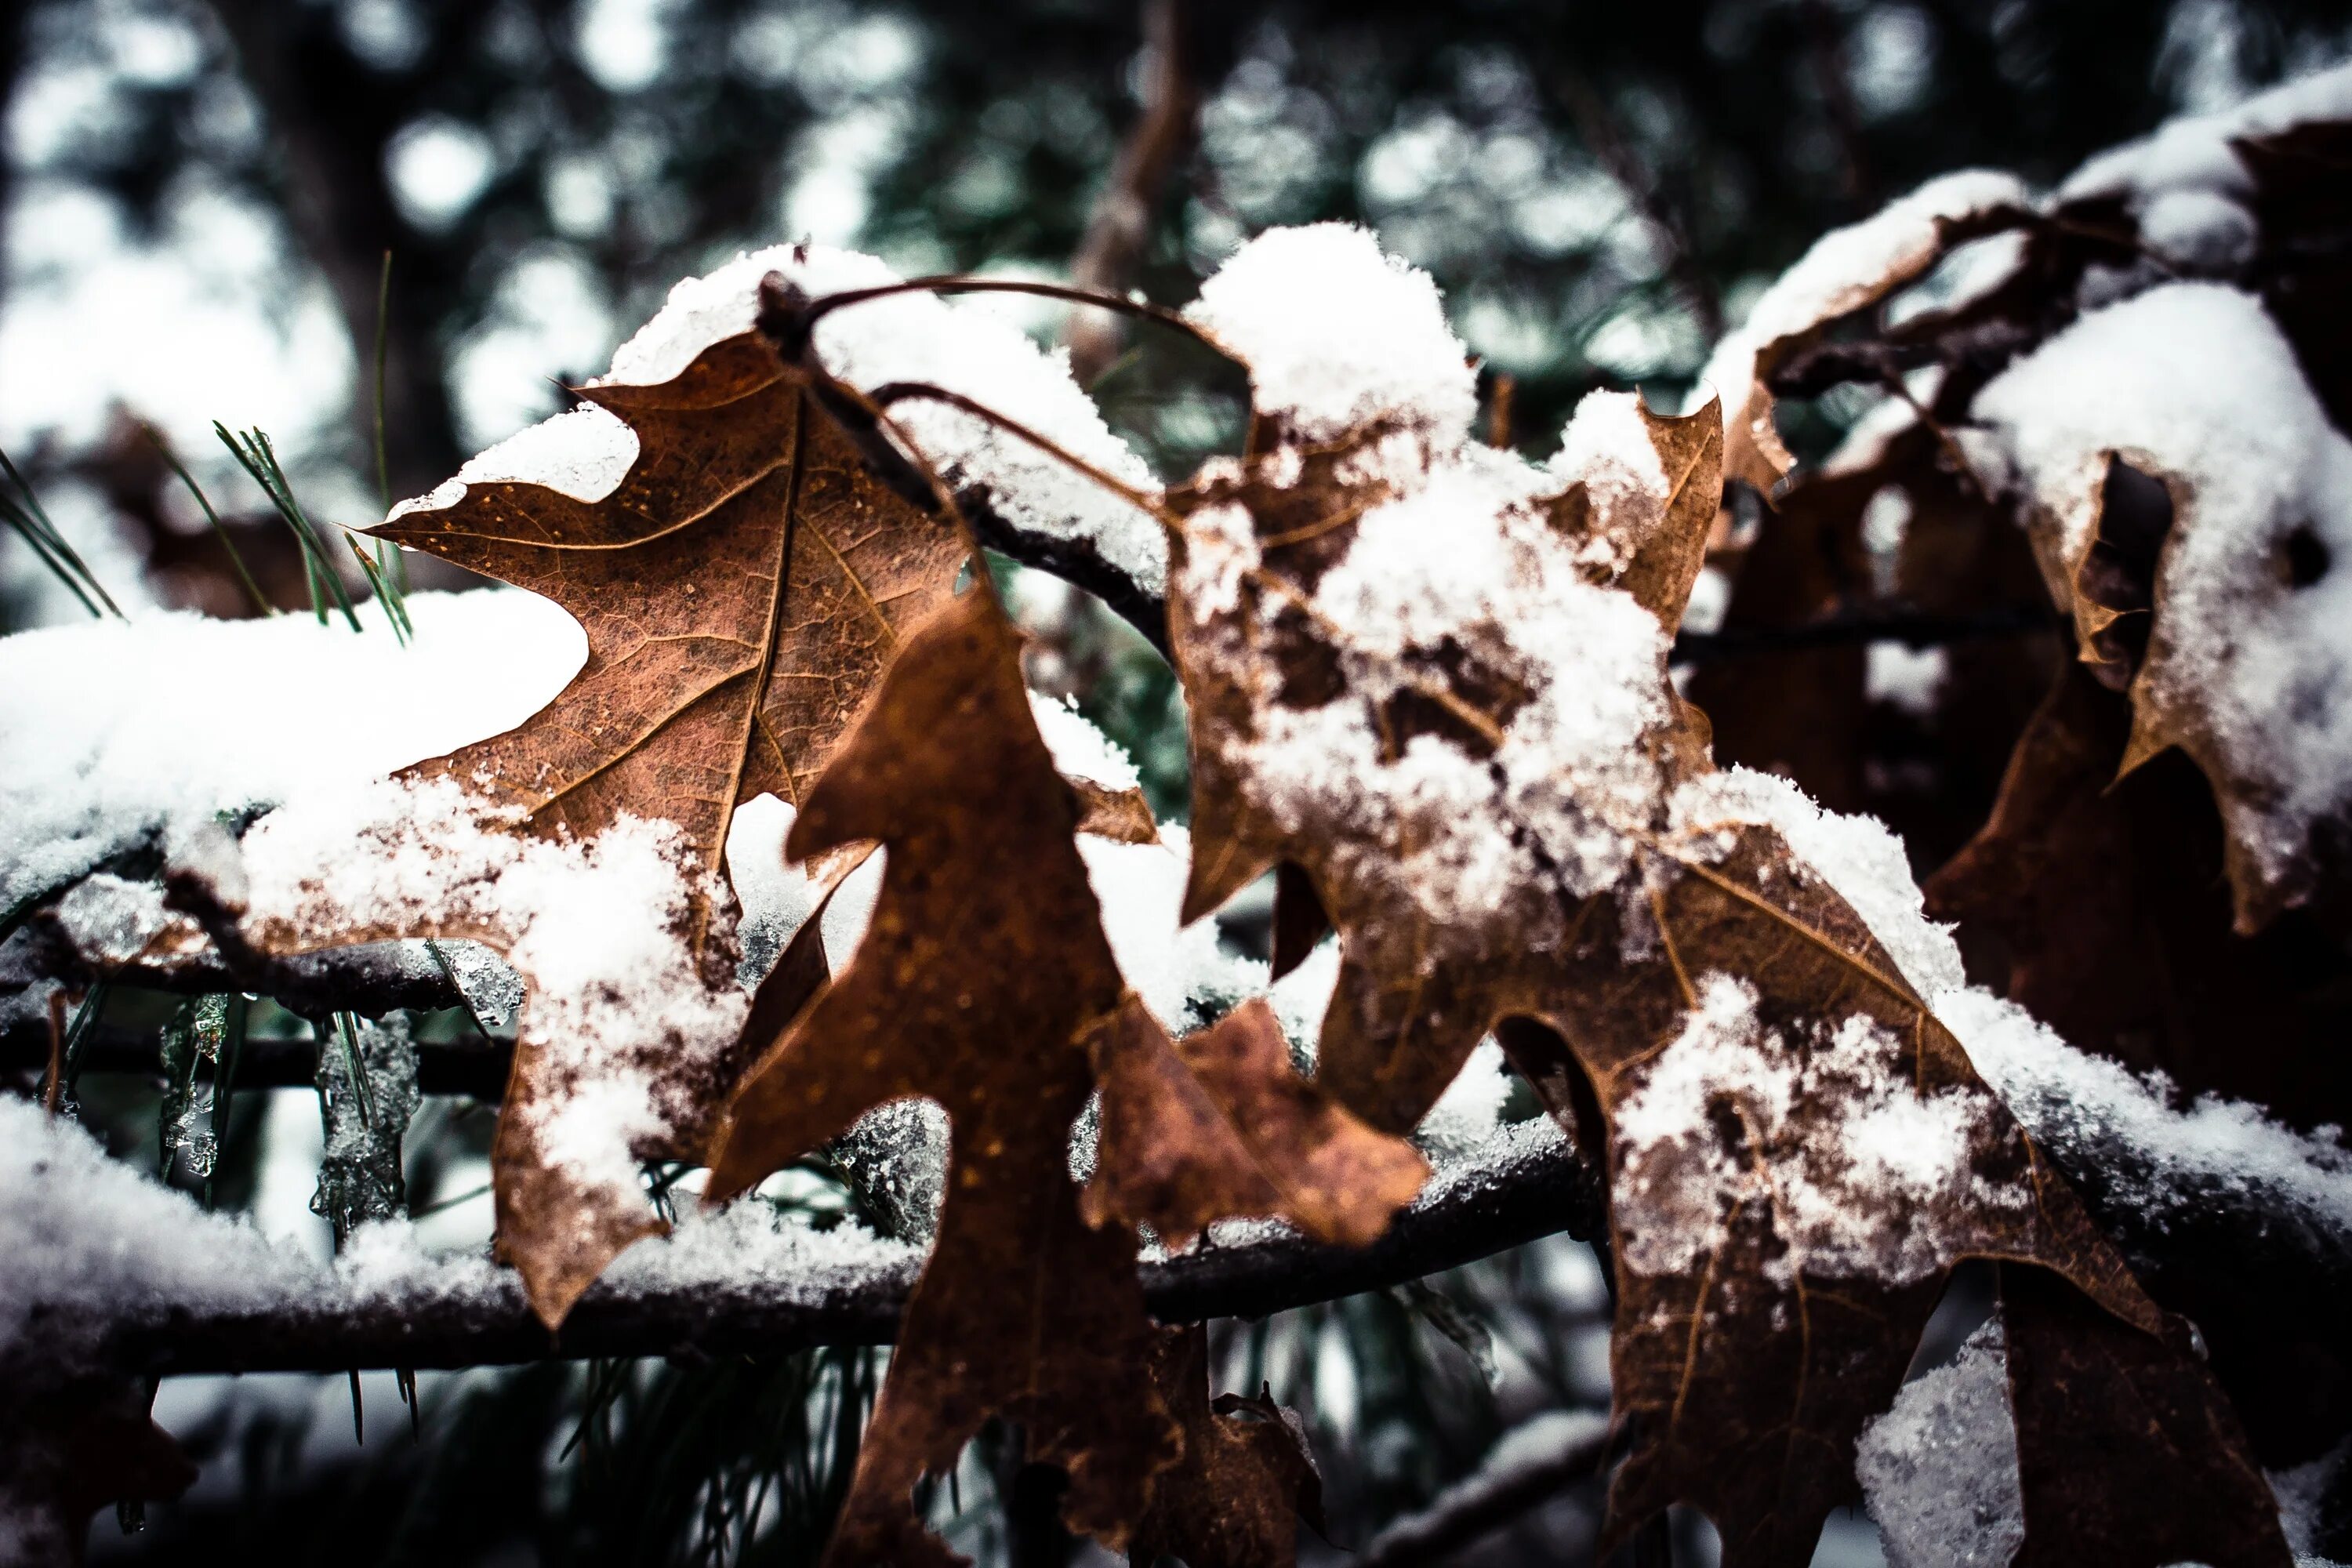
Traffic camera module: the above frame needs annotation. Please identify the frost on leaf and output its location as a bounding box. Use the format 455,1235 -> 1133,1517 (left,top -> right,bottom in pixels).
706,588 -> 1340,1566
1164,223 -> 2272,1567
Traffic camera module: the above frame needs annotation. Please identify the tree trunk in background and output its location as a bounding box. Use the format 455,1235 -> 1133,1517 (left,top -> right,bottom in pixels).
203,0 -> 469,503
1065,0 -> 1200,387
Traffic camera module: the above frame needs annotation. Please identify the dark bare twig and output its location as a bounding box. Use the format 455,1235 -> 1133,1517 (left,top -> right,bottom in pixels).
1356,1411 -> 1609,1568
1066,0 -> 1198,385
1559,75 -> 1722,344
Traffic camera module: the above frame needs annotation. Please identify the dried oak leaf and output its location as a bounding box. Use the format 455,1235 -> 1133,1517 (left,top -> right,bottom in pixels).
169,799 -> 753,1327
1693,173 -> 2030,495
2,1377 -> 195,1566
1080,993 -> 1428,1250
1689,421 -> 2059,869
368,328 -> 965,912
702,586 -> 1189,1566
1127,1324 -> 1326,1568
1163,347 -> 2278,1565
1929,662 -> 2352,1457
2002,1264 -> 2287,1568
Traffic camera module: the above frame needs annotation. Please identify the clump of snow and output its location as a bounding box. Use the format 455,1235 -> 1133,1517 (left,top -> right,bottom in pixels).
0,590 -> 584,914
1612,974 -> 2013,1284
1081,822 -> 1265,1029
1547,389 -> 1679,576
1969,282 -> 2352,909
1411,1039 -> 1514,1162
1186,223 -> 1477,441
2060,61 -> 2352,267
1029,691 -> 1142,792
390,405 -> 640,520
397,241 -> 1168,594
1857,1317 -> 2024,1568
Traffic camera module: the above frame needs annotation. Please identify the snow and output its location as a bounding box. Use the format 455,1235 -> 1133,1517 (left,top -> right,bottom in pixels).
1186,222 -> 1477,442
1684,767 -> 2352,1258
2060,61 -> 2352,248
1412,1039 -> 1515,1161
0,1091 -> 919,1373
0,1094 -> 314,1360
208,775 -> 747,1221
0,589 -> 583,913
1673,766 -> 1967,996
1175,389 -> 1684,952
1969,282 -> 2352,912
1080,823 -> 1263,1029
1029,691 -> 1143,792
397,241 -> 1169,594
1612,974 -> 2009,1284
1857,1316 -> 2024,1568
1944,986 -> 2352,1254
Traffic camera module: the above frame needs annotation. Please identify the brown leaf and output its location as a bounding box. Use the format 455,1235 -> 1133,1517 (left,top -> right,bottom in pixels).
370,329 -> 966,900
2002,1264 -> 2290,1568
1543,823 -> 2161,1566
1069,775 -> 1163,844
1081,993 -> 1428,1250
1617,398 -> 1726,630
1929,661 -> 2352,1457
1162,377 -> 2272,1565
705,586 -> 1181,1565
1690,421 -> 2059,869
1707,186 -> 2029,496
1127,1325 -> 1326,1568
4,1377 -> 195,1566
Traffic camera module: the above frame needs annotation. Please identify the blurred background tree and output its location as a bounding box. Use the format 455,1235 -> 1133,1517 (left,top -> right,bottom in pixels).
8,2 -> 2350,1563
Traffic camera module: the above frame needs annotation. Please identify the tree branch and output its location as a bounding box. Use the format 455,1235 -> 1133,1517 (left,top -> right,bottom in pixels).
91,1123 -> 1599,1378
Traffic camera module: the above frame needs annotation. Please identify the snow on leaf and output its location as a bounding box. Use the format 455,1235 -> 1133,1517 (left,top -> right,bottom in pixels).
1968,281 -> 2352,931
370,311 -> 969,924
1163,223 -> 2268,1568
169,776 -> 753,1327
1693,170 -> 2031,495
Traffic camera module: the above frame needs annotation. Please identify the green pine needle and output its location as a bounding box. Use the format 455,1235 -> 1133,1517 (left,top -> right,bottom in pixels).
143,423 -> 273,616
0,445 -> 124,619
